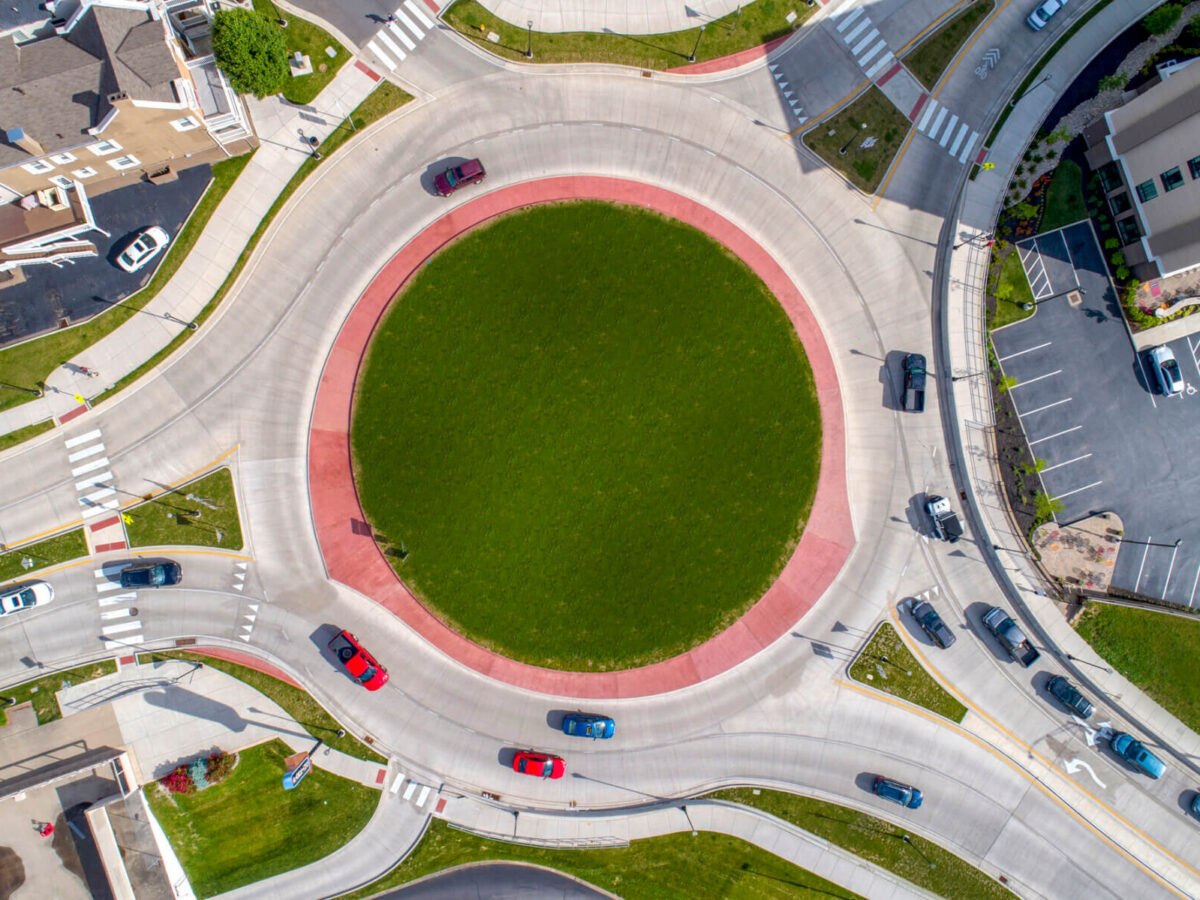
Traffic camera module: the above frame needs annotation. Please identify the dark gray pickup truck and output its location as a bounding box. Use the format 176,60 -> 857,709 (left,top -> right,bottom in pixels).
982,606 -> 1040,667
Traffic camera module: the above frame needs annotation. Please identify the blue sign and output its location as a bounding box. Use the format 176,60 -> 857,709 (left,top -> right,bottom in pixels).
283,755 -> 312,790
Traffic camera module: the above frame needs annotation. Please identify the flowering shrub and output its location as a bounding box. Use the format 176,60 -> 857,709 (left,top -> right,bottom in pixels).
159,752 -> 237,794
206,751 -> 236,783
161,767 -> 196,794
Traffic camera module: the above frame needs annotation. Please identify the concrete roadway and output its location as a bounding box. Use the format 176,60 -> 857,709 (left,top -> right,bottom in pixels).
1,2 -> 1199,898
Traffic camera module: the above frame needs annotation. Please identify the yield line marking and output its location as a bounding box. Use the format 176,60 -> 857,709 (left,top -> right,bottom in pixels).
1020,397 -> 1071,417
1053,480 -> 1102,501
1042,453 -> 1092,472
1029,425 -> 1081,445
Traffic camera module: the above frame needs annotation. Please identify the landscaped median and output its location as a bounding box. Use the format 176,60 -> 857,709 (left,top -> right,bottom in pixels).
849,623 -> 968,722
124,467 -> 244,551
802,87 -> 913,194
0,528 -> 87,583
903,0 -> 996,90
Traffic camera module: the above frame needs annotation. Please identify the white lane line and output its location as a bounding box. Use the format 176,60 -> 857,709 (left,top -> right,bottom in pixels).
1189,562 -> 1200,607
852,28 -> 879,56
1020,397 -> 1072,417
844,18 -> 871,43
64,429 -> 102,449
388,21 -> 417,50
392,6 -> 423,40
67,443 -> 105,463
999,341 -> 1052,361
76,471 -> 114,491
1041,453 -> 1092,472
405,0 -> 435,28
99,593 -> 137,606
1052,480 -> 1103,500
101,621 -> 142,635
1163,541 -> 1181,600
367,39 -> 398,68
866,51 -> 894,79
1007,368 -> 1062,388
859,39 -> 886,66
917,99 -> 938,133
948,122 -> 969,156
958,132 -> 979,164
836,6 -> 864,31
81,486 -> 116,505
72,457 -> 110,477
939,114 -> 959,147
1134,537 -> 1152,594
1029,425 -> 1082,445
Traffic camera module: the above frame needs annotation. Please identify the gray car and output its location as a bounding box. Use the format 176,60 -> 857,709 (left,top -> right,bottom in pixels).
1046,675 -> 1093,718
912,600 -> 956,648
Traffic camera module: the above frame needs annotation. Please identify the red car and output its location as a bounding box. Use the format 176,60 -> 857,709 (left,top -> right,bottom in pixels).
513,751 -> 564,779
434,158 -> 486,196
328,630 -> 389,691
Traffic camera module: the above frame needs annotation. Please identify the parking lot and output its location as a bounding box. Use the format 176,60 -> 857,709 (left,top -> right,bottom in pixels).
993,220 -> 1200,606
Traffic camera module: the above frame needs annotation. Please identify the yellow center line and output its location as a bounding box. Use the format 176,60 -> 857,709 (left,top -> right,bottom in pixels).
895,0 -> 972,56
787,81 -> 869,139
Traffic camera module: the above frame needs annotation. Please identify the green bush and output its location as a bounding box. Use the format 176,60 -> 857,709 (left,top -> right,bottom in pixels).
1105,238 -> 1120,250
1098,72 -> 1129,91
1110,251 -> 1125,266
1145,3 -> 1183,35
1117,265 -> 1130,280
212,9 -> 288,97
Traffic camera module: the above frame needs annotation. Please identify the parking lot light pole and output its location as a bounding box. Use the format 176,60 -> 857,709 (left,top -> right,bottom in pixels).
688,25 -> 706,62
526,20 -> 533,58
1119,536 -> 1181,550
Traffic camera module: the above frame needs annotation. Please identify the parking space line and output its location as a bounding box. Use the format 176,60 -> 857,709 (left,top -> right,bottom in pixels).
1008,369 -> 1062,388
1041,453 -> 1092,472
1134,537 -> 1152,594
998,341 -> 1052,361
1029,425 -> 1082,445
1020,397 -> 1071,417
1061,235 -> 1082,288
1163,541 -> 1181,600
1188,336 -> 1200,379
1052,480 -> 1102,500
1189,563 -> 1200,607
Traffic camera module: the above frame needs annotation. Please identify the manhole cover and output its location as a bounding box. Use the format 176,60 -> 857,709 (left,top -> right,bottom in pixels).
1068,290 -> 1084,307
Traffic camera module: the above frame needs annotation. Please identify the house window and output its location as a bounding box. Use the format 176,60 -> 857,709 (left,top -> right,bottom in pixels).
1109,191 -> 1131,215
1161,167 -> 1184,192
170,116 -> 200,131
87,139 -> 122,156
1096,161 -> 1124,192
72,167 -> 98,179
1116,216 -> 1142,246
49,152 -> 76,165
107,155 -> 140,170
1136,179 -> 1158,202
48,175 -> 73,189
21,159 -> 55,174
1188,155 -> 1200,179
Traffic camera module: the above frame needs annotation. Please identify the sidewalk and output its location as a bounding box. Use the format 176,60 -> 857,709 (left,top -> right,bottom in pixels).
946,0 -> 1200,772
476,0 -> 750,34
439,794 -> 936,900
0,62 -> 380,438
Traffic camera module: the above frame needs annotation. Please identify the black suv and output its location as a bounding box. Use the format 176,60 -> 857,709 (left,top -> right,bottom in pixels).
1047,675 -> 1094,718
119,561 -> 182,588
912,599 -> 955,648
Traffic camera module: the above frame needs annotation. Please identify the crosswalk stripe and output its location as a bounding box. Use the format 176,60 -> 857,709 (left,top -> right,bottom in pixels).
836,6 -> 863,31
367,40 -> 397,68
104,635 -> 143,647
82,500 -> 120,519
859,39 -> 886,66
917,99 -> 938,132
101,609 -> 135,620
939,114 -> 958,147
392,6 -> 423,39
844,18 -> 870,43
852,28 -> 879,56
948,122 -> 969,156
64,429 -> 102,449
404,0 -> 434,28
101,621 -> 142,635
376,30 -> 407,60
96,582 -> 122,593
81,486 -> 116,505
68,443 -> 105,463
928,107 -> 948,141
388,21 -> 417,50
958,131 -> 979,164
865,51 -> 893,79
76,471 -> 114,491
72,457 -> 110,477
99,593 -> 137,606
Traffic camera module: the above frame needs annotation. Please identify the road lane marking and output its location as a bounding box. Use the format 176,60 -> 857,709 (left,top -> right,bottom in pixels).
939,114 -> 958,147
76,472 -> 114,491
368,39 -> 399,68
1019,397 -> 1071,417
99,594 -> 137,606
844,18 -> 871,43
835,6 -> 863,31
957,131 -> 979,164
852,28 -> 879,55
1052,480 -> 1102,500
1029,425 -> 1081,444
388,21 -> 417,50
101,621 -> 142,635
392,6 -> 424,40
865,51 -> 894,79
64,429 -> 102,449
1041,453 -> 1092,472
1189,562 -> 1200,607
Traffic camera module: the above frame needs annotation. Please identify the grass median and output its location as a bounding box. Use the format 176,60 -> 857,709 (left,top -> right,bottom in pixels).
337,818 -> 863,900
145,738 -> 379,898
711,789 -> 1014,899
125,467 -> 243,551
849,623 -> 967,722
0,528 -> 87,583
904,0 -> 996,90
0,660 -> 117,726
803,87 -> 912,194
443,0 -> 813,69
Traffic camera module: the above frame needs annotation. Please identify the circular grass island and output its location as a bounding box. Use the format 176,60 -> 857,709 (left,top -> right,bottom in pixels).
350,201 -> 821,671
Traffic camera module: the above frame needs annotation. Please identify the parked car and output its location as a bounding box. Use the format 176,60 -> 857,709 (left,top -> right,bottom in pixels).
911,599 -> 956,648
117,226 -> 170,273
1147,345 -> 1184,396
513,751 -> 565,779
901,353 -> 926,412
982,605 -> 1041,667
1026,0 -> 1066,30
434,159 -> 486,196
1046,675 -> 1094,719
120,561 -> 182,588
1191,793 -> 1200,820
1111,732 -> 1165,779
328,630 -> 389,691
872,776 -> 923,809
562,713 -> 615,739
0,581 -> 54,616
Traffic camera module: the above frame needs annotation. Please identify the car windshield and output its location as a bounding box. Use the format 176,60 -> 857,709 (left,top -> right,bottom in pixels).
1164,359 -> 1181,378
18,589 -> 35,607
446,169 -> 460,186
355,666 -> 377,685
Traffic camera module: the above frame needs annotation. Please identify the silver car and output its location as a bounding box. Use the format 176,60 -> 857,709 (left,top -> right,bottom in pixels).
1147,345 -> 1183,396
1026,0 -> 1066,29
0,581 -> 54,616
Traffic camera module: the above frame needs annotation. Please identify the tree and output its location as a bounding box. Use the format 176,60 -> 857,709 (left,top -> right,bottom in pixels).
212,9 -> 288,98
1144,3 -> 1183,35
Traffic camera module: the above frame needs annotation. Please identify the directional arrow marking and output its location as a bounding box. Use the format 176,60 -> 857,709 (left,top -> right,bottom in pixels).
1064,758 -> 1106,788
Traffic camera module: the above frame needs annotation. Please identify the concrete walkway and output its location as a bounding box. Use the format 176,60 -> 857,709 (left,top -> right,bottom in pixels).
476,0 -> 751,34
0,61 -> 379,438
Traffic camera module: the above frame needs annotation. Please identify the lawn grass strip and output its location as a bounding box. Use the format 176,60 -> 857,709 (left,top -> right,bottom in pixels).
803,87 -> 914,194
0,659 -> 117,726
0,528 -> 88,583
125,467 -> 244,551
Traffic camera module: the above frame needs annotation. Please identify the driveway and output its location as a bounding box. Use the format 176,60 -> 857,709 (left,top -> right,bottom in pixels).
993,220 -> 1200,606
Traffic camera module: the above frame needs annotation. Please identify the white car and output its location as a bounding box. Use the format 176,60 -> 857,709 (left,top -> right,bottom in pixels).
116,226 -> 170,273
0,581 -> 54,616
1147,344 -> 1184,396
1026,0 -> 1066,30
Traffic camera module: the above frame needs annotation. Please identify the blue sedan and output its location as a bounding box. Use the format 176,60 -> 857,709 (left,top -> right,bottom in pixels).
872,776 -> 923,809
1111,732 -> 1165,779
562,713 -> 615,739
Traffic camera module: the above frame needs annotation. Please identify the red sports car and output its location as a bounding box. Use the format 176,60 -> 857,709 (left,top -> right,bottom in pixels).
513,751 -> 564,779
328,630 -> 389,691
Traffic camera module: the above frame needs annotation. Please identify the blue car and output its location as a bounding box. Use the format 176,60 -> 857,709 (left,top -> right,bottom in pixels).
120,561 -> 182,588
562,713 -> 615,739
1111,732 -> 1165,779
1191,793 -> 1200,820
872,776 -> 923,809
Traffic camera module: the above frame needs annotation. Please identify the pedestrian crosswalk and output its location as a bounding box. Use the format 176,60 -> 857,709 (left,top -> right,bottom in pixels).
64,429 -> 119,521
914,95 -> 979,165
366,1 -> 435,71
95,574 -> 142,649
390,769 -> 440,810
832,6 -> 896,80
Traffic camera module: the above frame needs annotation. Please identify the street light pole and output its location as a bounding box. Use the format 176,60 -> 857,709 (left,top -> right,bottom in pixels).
688,24 -> 706,62
0,382 -> 42,396
526,20 -> 533,58
953,231 -> 995,250
839,122 -> 867,155
1010,73 -> 1053,107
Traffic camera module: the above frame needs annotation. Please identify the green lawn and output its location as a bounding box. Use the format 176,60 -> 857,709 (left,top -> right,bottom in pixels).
849,623 -> 967,722
351,202 -> 820,671
0,155 -> 250,419
1075,603 -> 1200,734
711,789 -> 1014,900
339,819 -> 862,900
0,660 -> 116,726
0,419 -> 53,451
1039,160 -> 1088,232
444,0 -> 813,69
0,529 -> 87,583
904,0 -> 995,90
145,739 -> 379,898
803,87 -> 913,193
990,247 -> 1035,329
125,468 -> 243,551
138,650 -> 386,764
251,0 -> 348,105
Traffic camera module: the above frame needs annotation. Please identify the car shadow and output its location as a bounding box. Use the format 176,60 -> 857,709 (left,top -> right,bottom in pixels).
1176,790 -> 1198,817
310,623 -> 350,672
497,747 -> 520,769
906,494 -> 930,538
854,772 -> 878,794
1132,356 -> 1156,395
